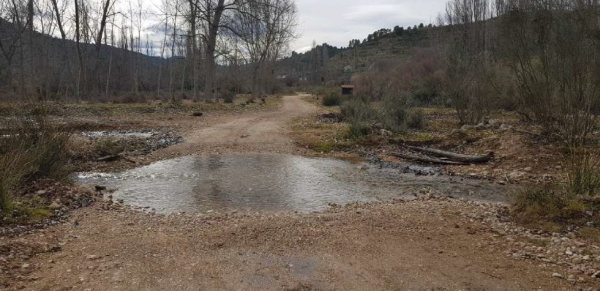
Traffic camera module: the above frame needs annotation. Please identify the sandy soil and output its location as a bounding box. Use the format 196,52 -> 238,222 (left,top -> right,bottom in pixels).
1,95 -> 596,290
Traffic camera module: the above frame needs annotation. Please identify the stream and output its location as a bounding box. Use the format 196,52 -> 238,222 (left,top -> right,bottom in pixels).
74,154 -> 512,214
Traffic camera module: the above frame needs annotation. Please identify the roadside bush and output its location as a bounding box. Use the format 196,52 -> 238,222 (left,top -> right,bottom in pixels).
321,92 -> 341,107
566,147 -> 600,196
0,104 -> 71,212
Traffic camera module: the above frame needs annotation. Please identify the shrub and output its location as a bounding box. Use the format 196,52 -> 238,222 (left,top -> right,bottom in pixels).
411,88 -> 436,105
407,109 -> 426,129
340,98 -> 376,123
341,98 -> 377,139
222,91 -> 236,104
346,121 -> 371,139
321,92 -> 341,107
379,94 -> 414,133
566,147 -> 600,196
0,104 -> 71,212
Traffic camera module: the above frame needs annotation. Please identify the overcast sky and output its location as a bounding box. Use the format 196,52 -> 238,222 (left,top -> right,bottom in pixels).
291,0 -> 448,53
122,0 -> 449,56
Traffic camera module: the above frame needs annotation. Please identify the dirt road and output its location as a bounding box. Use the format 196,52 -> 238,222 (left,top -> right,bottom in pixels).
161,94 -> 319,156
1,95 -> 591,290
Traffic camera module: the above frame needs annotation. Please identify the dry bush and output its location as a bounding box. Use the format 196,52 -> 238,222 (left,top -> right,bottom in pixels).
0,104 -> 71,212
566,147 -> 600,196
496,0 -> 600,142
221,90 -> 236,104
407,109 -> 426,129
321,91 -> 342,107
341,98 -> 377,138
511,186 -> 589,229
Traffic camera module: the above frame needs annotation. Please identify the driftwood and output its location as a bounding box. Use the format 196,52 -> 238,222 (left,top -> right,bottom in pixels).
391,153 -> 468,165
405,146 -> 494,164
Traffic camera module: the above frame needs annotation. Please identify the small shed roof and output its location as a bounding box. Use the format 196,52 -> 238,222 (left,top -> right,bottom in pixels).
341,85 -> 354,89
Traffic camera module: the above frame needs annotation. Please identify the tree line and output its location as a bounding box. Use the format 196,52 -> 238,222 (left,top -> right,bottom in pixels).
441,0 -> 600,143
0,0 -> 298,101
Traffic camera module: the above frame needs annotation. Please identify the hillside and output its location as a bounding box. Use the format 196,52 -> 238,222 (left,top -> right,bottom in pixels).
278,25 -> 436,84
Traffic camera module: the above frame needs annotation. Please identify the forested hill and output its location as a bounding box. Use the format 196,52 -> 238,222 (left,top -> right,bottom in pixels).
278,23 -> 436,84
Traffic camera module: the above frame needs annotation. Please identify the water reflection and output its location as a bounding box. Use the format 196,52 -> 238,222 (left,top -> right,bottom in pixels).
74,154 -> 512,214
74,154 -> 375,213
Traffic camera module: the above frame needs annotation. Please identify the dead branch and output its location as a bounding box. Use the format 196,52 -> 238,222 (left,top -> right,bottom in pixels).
405,146 -> 493,163
391,153 -> 468,165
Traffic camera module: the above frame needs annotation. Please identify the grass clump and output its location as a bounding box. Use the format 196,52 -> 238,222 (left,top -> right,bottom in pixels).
407,109 -> 426,130
512,145 -> 600,240
578,227 -> 600,243
566,147 -> 600,196
95,137 -> 126,157
511,186 -> 600,236
0,103 -> 71,216
321,92 -> 342,107
512,187 -> 587,225
346,121 -> 372,139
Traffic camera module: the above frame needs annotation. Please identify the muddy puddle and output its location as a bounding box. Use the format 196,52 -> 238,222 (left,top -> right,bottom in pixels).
74,154 -> 513,214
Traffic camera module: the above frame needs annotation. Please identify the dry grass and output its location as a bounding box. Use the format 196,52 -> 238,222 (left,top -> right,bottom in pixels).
290,116 -> 352,153
566,147 -> 600,196
511,186 -> 600,239
0,103 -> 71,215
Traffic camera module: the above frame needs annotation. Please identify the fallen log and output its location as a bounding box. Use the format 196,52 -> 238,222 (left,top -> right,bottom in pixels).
391,153 -> 468,165
405,146 -> 493,164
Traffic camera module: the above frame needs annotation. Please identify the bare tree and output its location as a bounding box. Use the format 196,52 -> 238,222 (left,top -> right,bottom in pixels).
495,0 -> 600,142
235,0 -> 298,99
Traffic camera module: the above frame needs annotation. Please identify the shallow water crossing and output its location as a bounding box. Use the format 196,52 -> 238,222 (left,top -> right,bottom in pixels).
74,154 -> 511,214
